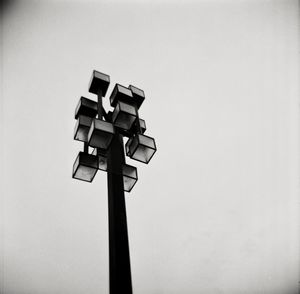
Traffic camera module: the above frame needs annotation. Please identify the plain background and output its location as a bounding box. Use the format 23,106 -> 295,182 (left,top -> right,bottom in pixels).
1,0 -> 299,293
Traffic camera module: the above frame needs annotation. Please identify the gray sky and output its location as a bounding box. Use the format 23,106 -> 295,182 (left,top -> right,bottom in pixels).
1,0 -> 299,293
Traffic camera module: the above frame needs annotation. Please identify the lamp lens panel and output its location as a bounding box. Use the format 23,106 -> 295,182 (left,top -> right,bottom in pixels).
94,71 -> 110,82
122,164 -> 137,192
88,119 -> 114,149
128,85 -> 145,109
126,134 -> 156,163
138,134 -> 156,149
118,85 -> 133,97
123,164 -> 137,178
110,84 -> 134,107
74,165 -> 97,182
74,115 -> 92,142
123,176 -> 137,192
75,97 -> 98,119
130,85 -> 145,98
119,101 -> 137,116
89,130 -> 114,149
94,119 -> 114,133
132,145 -> 156,163
114,112 -> 136,130
75,125 -> 89,142
72,152 -> 98,182
112,102 -> 137,131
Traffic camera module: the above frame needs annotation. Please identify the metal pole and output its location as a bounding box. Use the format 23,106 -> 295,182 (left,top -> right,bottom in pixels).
97,89 -> 103,119
107,133 -> 132,294
135,104 -> 142,134
96,89 -> 132,293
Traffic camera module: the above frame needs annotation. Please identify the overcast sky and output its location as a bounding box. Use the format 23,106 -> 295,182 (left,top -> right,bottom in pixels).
1,0 -> 299,293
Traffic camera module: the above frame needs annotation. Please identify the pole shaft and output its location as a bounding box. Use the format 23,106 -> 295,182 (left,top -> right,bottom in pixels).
135,104 -> 142,134
97,89 -> 103,119
97,90 -> 104,156
107,133 -> 132,294
84,142 -> 88,153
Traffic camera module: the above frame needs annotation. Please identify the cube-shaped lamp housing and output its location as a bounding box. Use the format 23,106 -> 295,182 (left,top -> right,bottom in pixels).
74,115 -> 92,142
122,164 -> 138,192
88,119 -> 115,150
128,85 -> 145,109
110,84 -> 134,107
89,70 -> 110,96
112,101 -> 138,131
72,152 -> 98,182
126,134 -> 156,164
92,148 -> 108,171
75,97 -> 98,119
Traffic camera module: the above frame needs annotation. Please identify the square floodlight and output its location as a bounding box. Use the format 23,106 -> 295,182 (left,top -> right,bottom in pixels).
122,164 -> 138,192
128,85 -> 145,109
92,148 -> 108,171
75,97 -> 98,119
72,152 -> 98,182
125,134 -> 156,164
112,101 -> 138,131
74,115 -> 92,142
110,84 -> 134,107
89,70 -> 110,96
88,119 -> 115,150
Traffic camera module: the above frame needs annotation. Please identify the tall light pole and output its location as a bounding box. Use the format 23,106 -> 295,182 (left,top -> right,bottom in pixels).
72,70 -> 157,293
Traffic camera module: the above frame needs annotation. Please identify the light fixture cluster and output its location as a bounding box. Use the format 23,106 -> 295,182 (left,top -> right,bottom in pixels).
72,70 -> 157,192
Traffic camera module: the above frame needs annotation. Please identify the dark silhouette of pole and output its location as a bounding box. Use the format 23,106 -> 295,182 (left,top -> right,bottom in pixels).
107,133 -> 132,294
96,89 -> 132,294
73,71 -> 156,293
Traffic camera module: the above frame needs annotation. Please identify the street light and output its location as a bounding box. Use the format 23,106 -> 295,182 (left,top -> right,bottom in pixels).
88,118 -> 115,149
75,96 -> 98,119
72,151 -> 98,182
125,133 -> 157,164
112,101 -> 138,130
74,115 -> 92,142
72,70 -> 157,294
